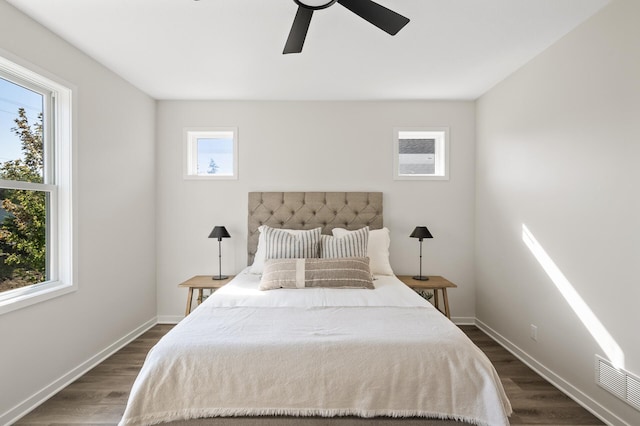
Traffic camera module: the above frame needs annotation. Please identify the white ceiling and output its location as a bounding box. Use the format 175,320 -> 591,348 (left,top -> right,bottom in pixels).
6,0 -> 610,100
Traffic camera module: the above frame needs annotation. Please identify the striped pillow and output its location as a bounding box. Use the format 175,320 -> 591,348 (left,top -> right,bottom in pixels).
320,226 -> 369,258
259,257 -> 374,290
332,227 -> 394,276
263,225 -> 321,260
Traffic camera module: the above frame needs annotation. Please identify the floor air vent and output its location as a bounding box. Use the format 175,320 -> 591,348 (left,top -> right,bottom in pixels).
629,374 -> 640,411
596,355 -> 640,411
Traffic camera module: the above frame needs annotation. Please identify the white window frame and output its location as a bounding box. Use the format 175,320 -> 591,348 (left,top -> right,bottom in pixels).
184,127 -> 238,180
393,127 -> 449,181
0,53 -> 74,315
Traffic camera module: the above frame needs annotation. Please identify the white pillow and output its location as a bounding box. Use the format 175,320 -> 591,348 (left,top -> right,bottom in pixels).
250,226 -> 316,274
332,227 -> 394,276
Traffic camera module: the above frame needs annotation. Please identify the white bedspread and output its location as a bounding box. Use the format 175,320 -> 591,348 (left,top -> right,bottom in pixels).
120,272 -> 511,426
209,271 -> 429,308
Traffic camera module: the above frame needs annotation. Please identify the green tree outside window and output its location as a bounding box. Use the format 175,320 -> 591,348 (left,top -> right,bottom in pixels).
0,108 -> 46,291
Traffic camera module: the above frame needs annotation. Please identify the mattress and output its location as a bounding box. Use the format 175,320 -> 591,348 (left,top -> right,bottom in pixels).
119,271 -> 511,426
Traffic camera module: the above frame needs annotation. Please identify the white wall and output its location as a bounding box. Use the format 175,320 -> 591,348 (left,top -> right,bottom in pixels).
9,0 -> 637,423
476,0 -> 640,424
0,1 -> 157,423
156,101 -> 476,322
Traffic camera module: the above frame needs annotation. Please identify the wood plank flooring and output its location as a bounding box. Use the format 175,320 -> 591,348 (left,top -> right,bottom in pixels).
14,324 -> 604,426
459,326 -> 604,426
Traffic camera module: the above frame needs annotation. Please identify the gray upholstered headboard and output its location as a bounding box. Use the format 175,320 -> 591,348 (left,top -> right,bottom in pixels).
247,192 -> 383,265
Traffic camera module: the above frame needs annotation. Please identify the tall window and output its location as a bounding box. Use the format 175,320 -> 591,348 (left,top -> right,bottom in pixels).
0,55 -> 73,314
393,128 -> 449,180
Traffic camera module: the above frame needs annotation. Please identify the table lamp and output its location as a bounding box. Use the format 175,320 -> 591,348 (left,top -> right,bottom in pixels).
208,226 -> 231,280
409,226 -> 433,281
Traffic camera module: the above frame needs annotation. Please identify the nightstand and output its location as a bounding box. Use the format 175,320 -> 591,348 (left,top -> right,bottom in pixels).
178,275 -> 235,316
396,275 -> 457,319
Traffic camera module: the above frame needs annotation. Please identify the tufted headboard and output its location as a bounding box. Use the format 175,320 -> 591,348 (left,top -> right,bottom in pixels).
247,192 -> 383,265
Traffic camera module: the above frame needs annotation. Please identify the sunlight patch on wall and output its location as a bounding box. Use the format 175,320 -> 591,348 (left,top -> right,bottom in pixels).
522,224 -> 624,369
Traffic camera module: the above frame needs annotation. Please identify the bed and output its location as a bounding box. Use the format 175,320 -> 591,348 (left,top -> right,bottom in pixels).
119,192 -> 511,426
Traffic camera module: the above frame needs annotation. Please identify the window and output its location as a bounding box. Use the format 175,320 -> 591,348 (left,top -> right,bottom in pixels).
0,54 -> 73,314
184,128 -> 238,180
393,127 -> 449,180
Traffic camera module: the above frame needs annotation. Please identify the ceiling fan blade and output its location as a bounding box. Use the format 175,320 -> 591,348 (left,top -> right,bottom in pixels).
337,0 -> 409,35
283,6 -> 314,54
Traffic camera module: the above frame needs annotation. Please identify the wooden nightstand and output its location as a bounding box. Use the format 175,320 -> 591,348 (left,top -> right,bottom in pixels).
178,275 -> 235,316
396,275 -> 457,319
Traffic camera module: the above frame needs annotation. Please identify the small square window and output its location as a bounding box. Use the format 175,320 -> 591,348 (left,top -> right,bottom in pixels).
184,128 -> 238,180
393,127 -> 449,180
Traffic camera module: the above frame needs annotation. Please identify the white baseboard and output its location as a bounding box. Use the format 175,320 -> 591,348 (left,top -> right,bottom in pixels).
475,319 -> 628,426
452,316 -> 476,325
157,315 -> 183,324
2,316 -> 157,426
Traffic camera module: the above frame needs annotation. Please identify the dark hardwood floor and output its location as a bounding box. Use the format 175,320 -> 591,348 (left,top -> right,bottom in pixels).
14,324 -> 604,426
459,326 -> 604,426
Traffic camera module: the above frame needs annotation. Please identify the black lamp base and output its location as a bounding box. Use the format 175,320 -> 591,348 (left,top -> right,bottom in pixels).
212,275 -> 229,280
412,275 -> 430,281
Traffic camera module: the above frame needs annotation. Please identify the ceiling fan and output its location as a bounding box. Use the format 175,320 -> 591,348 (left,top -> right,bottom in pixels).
283,0 -> 410,54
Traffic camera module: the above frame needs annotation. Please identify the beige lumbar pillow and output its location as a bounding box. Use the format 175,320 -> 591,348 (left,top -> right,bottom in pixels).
259,257 -> 374,290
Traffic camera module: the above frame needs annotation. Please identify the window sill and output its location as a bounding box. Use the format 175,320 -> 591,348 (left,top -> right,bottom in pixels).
394,176 -> 450,181
0,280 -> 76,315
